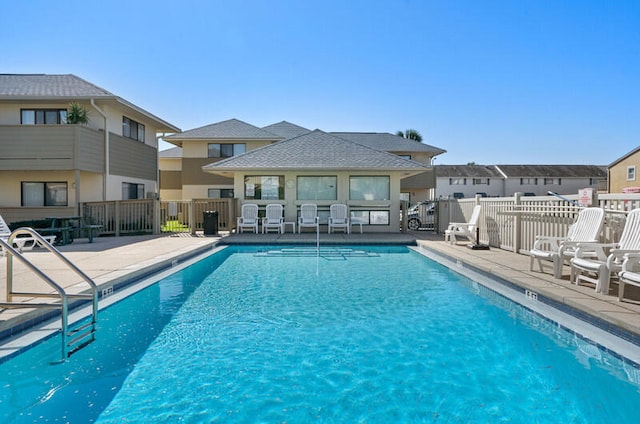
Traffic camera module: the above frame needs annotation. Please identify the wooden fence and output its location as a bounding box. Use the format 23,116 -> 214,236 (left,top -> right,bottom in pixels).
81,198 -> 237,236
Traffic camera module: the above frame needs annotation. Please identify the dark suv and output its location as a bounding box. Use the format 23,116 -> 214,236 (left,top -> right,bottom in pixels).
406,201 -> 436,231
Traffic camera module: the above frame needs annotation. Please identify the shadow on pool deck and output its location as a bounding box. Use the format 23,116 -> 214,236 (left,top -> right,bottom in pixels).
1,230 -> 640,352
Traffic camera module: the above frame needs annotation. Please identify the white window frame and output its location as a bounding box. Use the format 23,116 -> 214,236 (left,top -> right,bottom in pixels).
208,143 -> 246,158
628,166 -> 636,181
349,176 -> 390,201
297,176 -> 337,200
449,178 -> 466,185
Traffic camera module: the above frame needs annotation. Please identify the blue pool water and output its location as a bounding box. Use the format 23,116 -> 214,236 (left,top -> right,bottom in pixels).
1,246 -> 640,422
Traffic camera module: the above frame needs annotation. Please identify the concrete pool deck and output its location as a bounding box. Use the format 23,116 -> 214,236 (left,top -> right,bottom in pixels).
1,231 -> 640,349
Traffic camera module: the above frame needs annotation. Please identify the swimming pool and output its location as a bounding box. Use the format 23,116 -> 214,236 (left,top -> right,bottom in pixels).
1,245 -> 640,422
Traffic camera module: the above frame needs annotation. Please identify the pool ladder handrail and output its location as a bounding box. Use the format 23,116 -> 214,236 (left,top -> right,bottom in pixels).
0,228 -> 99,361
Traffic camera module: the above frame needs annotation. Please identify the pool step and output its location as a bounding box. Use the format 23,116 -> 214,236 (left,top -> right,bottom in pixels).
255,248 -> 379,258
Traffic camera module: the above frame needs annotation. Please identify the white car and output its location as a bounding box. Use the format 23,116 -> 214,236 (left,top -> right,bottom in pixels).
406,202 -> 436,231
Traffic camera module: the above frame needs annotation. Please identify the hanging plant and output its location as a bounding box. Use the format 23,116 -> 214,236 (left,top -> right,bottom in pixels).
67,102 -> 89,124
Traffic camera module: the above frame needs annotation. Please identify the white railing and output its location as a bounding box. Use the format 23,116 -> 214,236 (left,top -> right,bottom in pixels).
438,193 -> 640,253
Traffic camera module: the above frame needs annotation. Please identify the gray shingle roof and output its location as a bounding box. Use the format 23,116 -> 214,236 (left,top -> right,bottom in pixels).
159,147 -> 182,158
0,73 -> 180,132
0,74 -> 115,98
203,130 -> 431,171
262,121 -> 311,140
165,118 -> 283,140
332,132 -> 446,155
496,165 -> 607,178
435,165 -> 503,178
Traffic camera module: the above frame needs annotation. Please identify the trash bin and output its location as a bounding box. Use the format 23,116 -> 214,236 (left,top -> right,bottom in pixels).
203,211 -> 218,235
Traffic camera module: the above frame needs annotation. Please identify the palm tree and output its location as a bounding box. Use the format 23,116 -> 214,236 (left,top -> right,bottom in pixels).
395,129 -> 423,142
67,102 -> 89,124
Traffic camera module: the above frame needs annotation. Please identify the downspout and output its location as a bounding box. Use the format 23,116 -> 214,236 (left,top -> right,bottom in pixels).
156,133 -> 166,197
494,165 -> 508,196
90,99 -> 108,201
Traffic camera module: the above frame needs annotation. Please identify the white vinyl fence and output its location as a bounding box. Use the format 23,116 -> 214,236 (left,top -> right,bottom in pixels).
437,193 -> 640,253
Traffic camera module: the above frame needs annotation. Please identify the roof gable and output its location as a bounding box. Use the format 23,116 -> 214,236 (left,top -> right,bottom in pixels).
0,74 -> 180,132
332,132 -> 446,155
262,121 -> 311,139
166,118 -> 282,141
0,74 -> 114,98
609,146 -> 640,168
203,130 -> 430,171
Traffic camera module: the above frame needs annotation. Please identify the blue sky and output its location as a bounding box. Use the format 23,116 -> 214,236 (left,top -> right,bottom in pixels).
1,0 -> 638,165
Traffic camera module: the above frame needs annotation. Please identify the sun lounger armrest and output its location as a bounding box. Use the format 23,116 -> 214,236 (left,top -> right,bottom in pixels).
622,253 -> 640,273
574,242 -> 616,260
608,248 -> 640,266
532,236 -> 566,251
446,222 -> 472,230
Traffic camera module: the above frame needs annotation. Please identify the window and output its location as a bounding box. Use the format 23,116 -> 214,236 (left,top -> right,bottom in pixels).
473,178 -> 488,185
208,143 -> 246,158
543,178 -> 561,185
398,155 -> 411,160
350,210 -> 390,226
520,178 -> 538,185
21,182 -> 68,206
449,178 -> 466,185
208,188 -> 234,198
628,166 -> 636,181
349,176 -> 390,201
122,182 -> 144,199
297,176 -> 337,200
21,109 -> 67,125
244,176 -> 285,200
122,116 -> 145,142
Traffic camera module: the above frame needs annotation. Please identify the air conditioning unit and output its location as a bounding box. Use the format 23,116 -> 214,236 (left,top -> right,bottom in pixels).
146,192 -> 159,199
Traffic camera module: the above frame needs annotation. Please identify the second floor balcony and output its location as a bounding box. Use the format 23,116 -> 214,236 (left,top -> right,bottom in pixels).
0,125 -> 105,172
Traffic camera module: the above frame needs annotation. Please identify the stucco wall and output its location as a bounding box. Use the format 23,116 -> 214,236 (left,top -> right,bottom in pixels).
609,151 -> 640,193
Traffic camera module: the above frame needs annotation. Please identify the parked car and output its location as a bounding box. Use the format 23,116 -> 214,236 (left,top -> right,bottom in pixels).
407,201 -> 436,231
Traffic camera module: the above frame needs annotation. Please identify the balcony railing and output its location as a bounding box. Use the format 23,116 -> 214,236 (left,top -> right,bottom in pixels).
0,125 -> 104,171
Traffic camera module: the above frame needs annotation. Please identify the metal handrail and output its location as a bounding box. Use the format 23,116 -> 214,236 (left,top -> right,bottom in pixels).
0,228 -> 98,361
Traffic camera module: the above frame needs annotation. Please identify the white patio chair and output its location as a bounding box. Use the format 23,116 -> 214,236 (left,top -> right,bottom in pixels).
298,204 -> 319,233
328,204 -> 350,234
262,204 -> 284,234
444,205 -> 482,244
236,203 -> 259,233
0,214 -> 56,253
618,253 -> 640,302
570,208 -> 640,294
529,207 -> 605,279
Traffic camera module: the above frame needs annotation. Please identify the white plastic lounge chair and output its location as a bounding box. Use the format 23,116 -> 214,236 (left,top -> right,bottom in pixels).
618,253 -> 640,302
0,214 -> 55,253
529,207 -> 605,279
570,208 -> 640,294
236,203 -> 259,234
328,204 -> 350,234
444,205 -> 482,244
262,204 -> 284,234
298,204 -> 319,233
